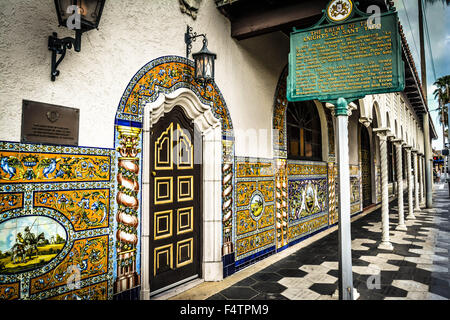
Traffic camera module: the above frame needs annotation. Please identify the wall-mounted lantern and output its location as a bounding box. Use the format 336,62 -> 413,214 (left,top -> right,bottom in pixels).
48,0 -> 106,81
184,25 -> 217,83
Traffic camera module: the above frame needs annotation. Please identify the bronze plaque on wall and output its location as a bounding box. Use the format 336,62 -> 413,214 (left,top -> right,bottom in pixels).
21,100 -> 79,146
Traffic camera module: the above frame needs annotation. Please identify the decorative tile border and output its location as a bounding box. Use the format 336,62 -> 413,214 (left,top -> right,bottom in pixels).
34,189 -> 110,231
286,161 -> 329,244
272,66 -> 288,158
0,193 -> 23,214
113,56 -> 236,293
0,142 -> 114,300
48,280 -> 108,300
0,151 -> 110,184
234,158 -> 275,262
115,56 -> 233,134
0,282 -> 20,300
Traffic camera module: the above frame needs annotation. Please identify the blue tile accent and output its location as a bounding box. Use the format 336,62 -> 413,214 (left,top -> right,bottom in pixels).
223,253 -> 235,267
114,118 -> 143,128
235,245 -> 276,269
276,244 -> 290,253
287,225 -> 330,247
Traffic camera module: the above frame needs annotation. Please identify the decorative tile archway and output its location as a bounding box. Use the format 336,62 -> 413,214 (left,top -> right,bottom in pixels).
113,56 -> 234,297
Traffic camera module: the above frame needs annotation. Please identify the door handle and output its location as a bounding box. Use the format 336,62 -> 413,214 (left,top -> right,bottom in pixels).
152,171 -> 156,177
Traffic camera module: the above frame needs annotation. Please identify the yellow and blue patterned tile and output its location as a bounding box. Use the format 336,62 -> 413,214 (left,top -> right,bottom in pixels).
0,141 -> 114,300
234,157 -> 276,267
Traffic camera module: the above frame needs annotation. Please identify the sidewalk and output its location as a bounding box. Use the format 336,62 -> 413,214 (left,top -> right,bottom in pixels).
170,183 -> 450,300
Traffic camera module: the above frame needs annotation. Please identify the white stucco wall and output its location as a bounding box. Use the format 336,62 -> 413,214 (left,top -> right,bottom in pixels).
0,0 -> 289,158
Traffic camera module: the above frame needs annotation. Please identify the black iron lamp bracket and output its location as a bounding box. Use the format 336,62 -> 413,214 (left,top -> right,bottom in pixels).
48,29 -> 82,81
184,25 -> 207,59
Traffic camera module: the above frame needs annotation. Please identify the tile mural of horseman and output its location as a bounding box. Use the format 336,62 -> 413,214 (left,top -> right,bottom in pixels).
0,216 -> 66,274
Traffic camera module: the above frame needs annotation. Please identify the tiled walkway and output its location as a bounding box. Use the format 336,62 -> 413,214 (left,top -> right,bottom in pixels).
203,184 -> 450,300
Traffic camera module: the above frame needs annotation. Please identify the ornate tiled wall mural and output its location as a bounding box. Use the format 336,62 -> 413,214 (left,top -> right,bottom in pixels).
286,162 -> 329,244
1,56 -> 234,299
0,141 -> 114,300
114,126 -> 141,294
350,165 -> 362,215
234,159 -> 276,266
272,68 -> 335,247
116,56 -> 232,135
325,108 -> 335,162
222,139 -> 234,256
114,56 -> 234,293
273,66 -> 288,159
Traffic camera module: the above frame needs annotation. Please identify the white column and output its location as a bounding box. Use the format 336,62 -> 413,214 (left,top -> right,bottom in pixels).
405,146 -> 416,220
419,154 -> 425,205
412,150 -> 420,211
423,112 -> 432,207
394,140 -> 407,231
327,99 -> 355,300
374,128 -> 393,250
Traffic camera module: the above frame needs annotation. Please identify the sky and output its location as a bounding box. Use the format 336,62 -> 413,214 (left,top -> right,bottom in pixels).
394,0 -> 450,150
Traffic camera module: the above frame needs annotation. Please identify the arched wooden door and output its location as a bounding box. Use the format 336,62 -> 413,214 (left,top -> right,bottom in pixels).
361,125 -> 372,208
149,106 -> 202,294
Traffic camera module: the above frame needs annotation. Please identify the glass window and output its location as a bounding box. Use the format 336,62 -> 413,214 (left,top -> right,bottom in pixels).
287,101 -> 322,161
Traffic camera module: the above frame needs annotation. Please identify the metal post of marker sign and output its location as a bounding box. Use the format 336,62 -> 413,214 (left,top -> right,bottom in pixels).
334,97 -> 355,300
287,0 -> 404,300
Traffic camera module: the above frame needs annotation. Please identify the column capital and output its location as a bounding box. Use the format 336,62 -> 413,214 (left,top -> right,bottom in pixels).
404,145 -> 412,151
359,116 -> 372,128
418,152 -> 424,156
391,138 -> 404,145
325,100 -> 358,117
373,127 -> 390,140
411,148 -> 418,154
387,132 -> 396,141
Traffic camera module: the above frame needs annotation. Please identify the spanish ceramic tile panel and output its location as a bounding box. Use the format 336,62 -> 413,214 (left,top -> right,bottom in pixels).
113,56 -> 235,291
222,139 -> 234,255
0,151 -> 110,183
274,159 -> 288,248
272,67 -> 288,159
34,189 -> 110,231
48,280 -> 108,300
325,108 -> 335,162
0,141 -> 114,300
114,126 -> 141,294
115,56 -> 233,135
286,161 -> 329,244
350,176 -> 362,214
0,282 -> 19,300
234,158 -> 276,262
0,193 -> 23,214
350,165 -> 362,215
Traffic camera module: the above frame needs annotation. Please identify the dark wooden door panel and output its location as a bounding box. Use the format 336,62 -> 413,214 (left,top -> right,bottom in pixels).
149,106 -> 201,293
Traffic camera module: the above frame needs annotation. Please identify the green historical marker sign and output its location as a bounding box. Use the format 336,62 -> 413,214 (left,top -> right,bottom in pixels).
287,0 -> 405,106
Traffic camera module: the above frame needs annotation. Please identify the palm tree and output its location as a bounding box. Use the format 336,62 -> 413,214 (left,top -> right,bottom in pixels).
433,75 -> 450,133
418,0 -> 449,99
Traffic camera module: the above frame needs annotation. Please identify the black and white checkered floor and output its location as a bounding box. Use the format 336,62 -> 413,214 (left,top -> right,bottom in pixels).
208,185 -> 450,300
